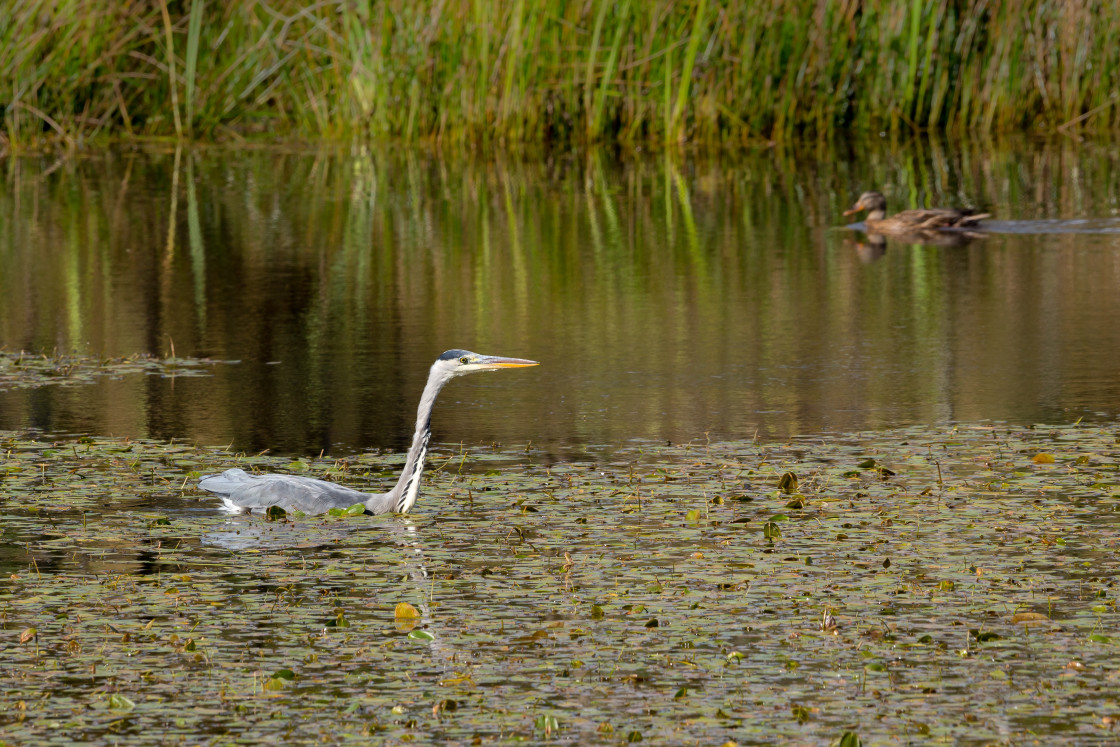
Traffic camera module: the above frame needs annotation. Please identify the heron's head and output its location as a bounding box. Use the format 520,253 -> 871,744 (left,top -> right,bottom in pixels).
843,191 -> 887,216
436,349 -> 539,379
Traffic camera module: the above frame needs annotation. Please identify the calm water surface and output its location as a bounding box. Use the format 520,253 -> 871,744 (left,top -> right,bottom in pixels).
1,139 -> 1119,456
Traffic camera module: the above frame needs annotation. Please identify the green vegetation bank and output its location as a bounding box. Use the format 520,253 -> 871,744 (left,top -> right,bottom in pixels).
3,0 -> 1119,148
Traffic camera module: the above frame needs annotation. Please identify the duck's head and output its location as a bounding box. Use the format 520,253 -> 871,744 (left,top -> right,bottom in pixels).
843,191 -> 888,216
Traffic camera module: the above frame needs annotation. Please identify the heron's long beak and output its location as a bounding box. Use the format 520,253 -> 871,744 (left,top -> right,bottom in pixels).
477,355 -> 539,369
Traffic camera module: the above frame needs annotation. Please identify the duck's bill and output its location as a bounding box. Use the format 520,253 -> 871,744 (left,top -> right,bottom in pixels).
842,207 -> 862,216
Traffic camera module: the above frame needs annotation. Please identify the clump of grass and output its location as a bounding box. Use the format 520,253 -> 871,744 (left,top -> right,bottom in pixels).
2,0 -> 1119,149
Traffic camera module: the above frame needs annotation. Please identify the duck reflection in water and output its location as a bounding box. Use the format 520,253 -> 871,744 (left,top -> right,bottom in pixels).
845,227 -> 987,262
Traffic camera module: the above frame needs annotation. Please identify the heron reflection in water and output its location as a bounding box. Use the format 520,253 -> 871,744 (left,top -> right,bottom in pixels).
198,350 -> 538,515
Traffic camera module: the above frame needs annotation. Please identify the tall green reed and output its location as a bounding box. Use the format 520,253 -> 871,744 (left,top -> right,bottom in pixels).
1,0 -> 1118,149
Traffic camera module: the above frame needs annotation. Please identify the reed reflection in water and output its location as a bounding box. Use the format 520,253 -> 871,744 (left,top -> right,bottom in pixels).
1,140 -> 1119,456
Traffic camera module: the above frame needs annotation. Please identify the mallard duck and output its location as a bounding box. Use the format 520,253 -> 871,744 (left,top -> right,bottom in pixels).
844,191 -> 989,233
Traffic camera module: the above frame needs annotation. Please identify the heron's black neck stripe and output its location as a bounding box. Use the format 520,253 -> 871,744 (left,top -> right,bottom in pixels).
397,430 -> 431,513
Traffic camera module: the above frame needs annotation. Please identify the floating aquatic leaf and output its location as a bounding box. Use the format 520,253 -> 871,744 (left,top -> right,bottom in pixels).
535,714 -> 559,736
433,698 -> 457,715
0,350 -> 236,392
108,694 -> 136,711
327,503 -> 366,517
970,630 -> 1002,643
0,422 -> 1117,743
778,472 -> 798,492
1010,612 -> 1049,624
395,602 -> 421,620
408,630 -> 435,641
325,612 -> 350,628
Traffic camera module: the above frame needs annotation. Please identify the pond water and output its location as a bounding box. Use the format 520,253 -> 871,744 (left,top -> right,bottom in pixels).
3,141 -> 1120,744
2,424 -> 1119,744
2,139 -> 1119,457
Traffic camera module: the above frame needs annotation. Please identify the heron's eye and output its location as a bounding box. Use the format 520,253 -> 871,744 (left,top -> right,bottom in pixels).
459,356 -> 470,365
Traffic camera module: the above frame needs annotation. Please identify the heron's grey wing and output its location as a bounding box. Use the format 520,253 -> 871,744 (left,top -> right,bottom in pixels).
199,470 -> 371,515
198,468 -> 255,495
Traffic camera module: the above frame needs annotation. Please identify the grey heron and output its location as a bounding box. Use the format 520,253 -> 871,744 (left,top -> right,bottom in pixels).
198,350 -> 538,515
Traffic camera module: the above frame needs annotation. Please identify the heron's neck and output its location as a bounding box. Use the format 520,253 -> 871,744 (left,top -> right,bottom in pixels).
388,367 -> 449,513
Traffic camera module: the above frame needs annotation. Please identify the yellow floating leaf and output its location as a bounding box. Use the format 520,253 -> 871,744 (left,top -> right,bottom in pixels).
394,602 -> 420,620
1032,453 -> 1056,464
1010,612 -> 1049,624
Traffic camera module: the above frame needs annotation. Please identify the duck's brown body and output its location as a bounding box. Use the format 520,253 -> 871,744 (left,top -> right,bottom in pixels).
844,191 -> 989,233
